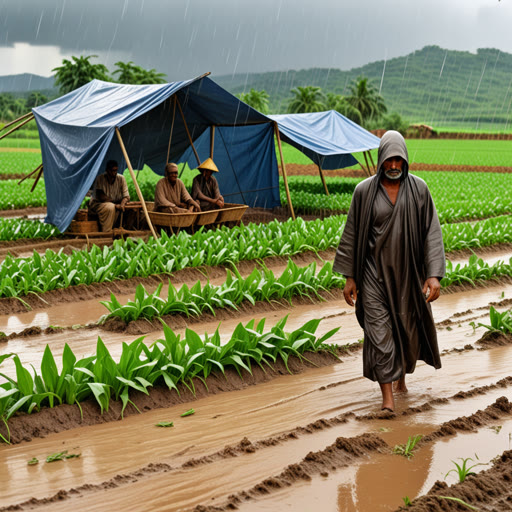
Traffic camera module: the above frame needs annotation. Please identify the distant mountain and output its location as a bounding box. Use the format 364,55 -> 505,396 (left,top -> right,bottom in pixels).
214,46 -> 512,128
0,73 -> 56,94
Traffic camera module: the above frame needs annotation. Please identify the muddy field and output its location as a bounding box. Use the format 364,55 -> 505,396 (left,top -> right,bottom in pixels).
0,239 -> 511,512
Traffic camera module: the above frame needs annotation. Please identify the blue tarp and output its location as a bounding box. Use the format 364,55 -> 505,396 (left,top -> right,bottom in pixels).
269,111 -> 380,170
33,77 -> 380,232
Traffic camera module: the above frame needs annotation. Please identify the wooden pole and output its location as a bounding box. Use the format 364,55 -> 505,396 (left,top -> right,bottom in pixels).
274,122 -> 295,220
115,127 -> 159,239
18,163 -> 43,185
317,163 -> 330,195
363,151 -> 373,176
1,112 -> 34,132
368,150 -> 377,174
30,166 -> 43,193
0,115 -> 35,142
165,96 -> 177,165
354,157 -> 370,177
210,125 -> 215,159
175,96 -> 201,166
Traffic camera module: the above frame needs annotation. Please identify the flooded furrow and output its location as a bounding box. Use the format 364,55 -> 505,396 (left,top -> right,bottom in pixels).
1,344 -> 512,510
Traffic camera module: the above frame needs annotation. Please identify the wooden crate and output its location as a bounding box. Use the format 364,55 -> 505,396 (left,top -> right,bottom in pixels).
67,220 -> 99,233
216,204 -> 248,223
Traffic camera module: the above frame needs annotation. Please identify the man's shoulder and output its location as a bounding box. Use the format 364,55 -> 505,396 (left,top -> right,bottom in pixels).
354,175 -> 377,195
116,173 -> 128,184
406,173 -> 429,191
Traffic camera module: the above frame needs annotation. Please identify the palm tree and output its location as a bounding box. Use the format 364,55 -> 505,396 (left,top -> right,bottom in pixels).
238,88 -> 270,114
325,92 -> 363,124
52,55 -> 110,95
287,86 -> 326,113
345,76 -> 387,124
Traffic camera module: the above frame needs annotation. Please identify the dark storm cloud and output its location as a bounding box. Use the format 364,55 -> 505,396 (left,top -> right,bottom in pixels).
0,0 -> 511,80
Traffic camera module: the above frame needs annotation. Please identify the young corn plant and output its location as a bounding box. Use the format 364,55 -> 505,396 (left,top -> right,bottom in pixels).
392,435 -> 422,459
444,456 -> 487,483
478,306 -> 512,334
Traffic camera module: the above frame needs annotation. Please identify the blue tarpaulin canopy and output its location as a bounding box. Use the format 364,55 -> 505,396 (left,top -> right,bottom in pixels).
269,111 -> 380,170
32,76 -> 380,232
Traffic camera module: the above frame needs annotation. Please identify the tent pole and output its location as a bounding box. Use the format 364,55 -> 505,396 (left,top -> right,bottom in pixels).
0,114 -> 35,142
210,125 -> 215,158
30,166 -> 43,193
274,122 -> 295,220
1,112 -> 34,132
166,96 -> 177,165
175,96 -> 201,166
317,163 -> 330,195
363,151 -> 373,176
368,150 -> 377,174
18,163 -> 43,185
115,127 -> 159,239
354,157 -> 370,177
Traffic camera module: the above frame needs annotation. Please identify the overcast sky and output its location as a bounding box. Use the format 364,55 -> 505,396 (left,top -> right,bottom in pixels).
0,0 -> 510,81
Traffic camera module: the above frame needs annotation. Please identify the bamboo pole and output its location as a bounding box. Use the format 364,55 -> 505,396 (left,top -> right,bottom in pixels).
175,96 -> 201,166
30,166 -> 43,193
0,115 -> 35,142
363,151 -> 373,176
1,112 -> 34,132
165,96 -> 177,165
210,125 -> 215,159
115,127 -> 158,239
274,122 -> 295,220
354,158 -> 370,177
18,163 -> 43,185
368,150 -> 377,174
317,163 -> 330,195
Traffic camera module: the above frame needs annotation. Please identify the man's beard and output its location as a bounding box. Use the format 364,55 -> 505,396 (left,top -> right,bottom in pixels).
384,169 -> 402,180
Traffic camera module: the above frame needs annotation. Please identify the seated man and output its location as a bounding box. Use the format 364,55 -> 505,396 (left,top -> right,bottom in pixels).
191,158 -> 224,211
88,160 -> 130,232
154,163 -> 200,213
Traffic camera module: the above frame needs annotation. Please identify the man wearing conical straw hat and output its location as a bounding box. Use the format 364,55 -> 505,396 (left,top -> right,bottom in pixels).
192,158 -> 224,211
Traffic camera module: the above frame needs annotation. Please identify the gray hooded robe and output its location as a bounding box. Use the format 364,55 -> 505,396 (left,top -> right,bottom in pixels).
333,131 -> 445,383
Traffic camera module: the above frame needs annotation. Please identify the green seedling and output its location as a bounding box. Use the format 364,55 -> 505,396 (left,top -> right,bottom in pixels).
402,496 -> 412,507
445,456 -> 486,483
155,421 -> 174,428
489,425 -> 502,434
27,457 -> 39,465
446,326 -> 452,331
46,450 -> 81,463
181,408 -> 195,417
392,435 -> 422,459
439,496 -> 479,510
379,427 -> 392,433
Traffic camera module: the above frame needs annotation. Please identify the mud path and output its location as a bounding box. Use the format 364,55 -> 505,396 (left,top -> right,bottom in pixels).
1,346 -> 511,511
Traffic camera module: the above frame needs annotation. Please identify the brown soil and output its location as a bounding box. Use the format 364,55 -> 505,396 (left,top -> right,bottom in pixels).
396,449 -> 512,511
0,349 -> 341,445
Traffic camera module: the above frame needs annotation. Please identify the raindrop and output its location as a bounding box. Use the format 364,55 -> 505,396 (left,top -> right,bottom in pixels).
35,12 -> 44,39
121,0 -> 129,19
379,51 -> 387,94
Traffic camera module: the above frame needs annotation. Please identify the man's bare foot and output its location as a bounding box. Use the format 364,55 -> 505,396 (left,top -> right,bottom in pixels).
379,382 -> 395,412
393,376 -> 408,393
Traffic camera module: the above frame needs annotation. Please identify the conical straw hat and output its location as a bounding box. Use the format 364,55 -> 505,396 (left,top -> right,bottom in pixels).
197,157 -> 219,173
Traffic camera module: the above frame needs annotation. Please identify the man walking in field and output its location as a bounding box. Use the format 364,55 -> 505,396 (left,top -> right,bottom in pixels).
333,131 -> 445,412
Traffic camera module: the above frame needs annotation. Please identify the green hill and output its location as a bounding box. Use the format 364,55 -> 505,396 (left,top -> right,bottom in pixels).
213,46 -> 512,130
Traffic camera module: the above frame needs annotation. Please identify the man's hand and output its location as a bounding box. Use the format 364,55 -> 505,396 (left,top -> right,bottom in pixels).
343,277 -> 357,307
423,277 -> 441,303
216,197 -> 225,208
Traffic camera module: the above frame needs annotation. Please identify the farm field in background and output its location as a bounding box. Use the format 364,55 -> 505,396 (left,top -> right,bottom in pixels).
0,133 -> 511,511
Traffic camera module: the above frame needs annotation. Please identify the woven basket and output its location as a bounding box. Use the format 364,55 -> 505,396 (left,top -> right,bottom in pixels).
148,211 -> 197,227
74,209 -> 89,222
195,210 -> 219,226
217,204 -> 248,223
67,220 -> 100,233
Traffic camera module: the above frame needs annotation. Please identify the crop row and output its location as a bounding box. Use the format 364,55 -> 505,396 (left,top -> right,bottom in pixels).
101,255 -> 512,323
0,218 -> 60,242
0,152 -> 41,176
101,260 -> 343,323
0,315 -> 338,441
0,179 -> 47,210
1,214 -> 511,299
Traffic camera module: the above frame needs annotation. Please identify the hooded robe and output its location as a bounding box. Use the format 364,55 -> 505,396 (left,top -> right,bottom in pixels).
333,131 -> 445,383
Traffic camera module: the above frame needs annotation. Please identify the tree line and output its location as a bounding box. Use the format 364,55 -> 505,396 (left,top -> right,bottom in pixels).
1,54 -> 407,133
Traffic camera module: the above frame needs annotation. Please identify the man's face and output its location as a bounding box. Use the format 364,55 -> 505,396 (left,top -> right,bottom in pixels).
382,156 -> 404,181
166,167 -> 178,184
202,169 -> 213,180
106,165 -> 118,182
